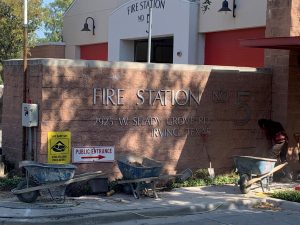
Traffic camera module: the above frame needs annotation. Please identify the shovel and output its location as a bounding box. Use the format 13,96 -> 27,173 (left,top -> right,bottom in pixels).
203,141 -> 215,179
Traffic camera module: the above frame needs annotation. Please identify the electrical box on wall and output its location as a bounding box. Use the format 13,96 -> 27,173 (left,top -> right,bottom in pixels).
22,103 -> 38,127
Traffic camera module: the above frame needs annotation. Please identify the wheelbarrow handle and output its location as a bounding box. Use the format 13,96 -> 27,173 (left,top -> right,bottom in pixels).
246,162 -> 288,186
12,171 -> 105,194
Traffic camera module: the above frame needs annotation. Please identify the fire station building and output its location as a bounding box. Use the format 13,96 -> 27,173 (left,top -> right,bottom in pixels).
62,0 -> 266,67
5,0 -> 298,175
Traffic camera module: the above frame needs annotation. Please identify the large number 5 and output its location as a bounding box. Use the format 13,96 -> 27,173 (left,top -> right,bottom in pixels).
235,91 -> 251,126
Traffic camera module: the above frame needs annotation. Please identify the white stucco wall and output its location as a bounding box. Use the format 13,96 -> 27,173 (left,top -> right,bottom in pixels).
108,0 -> 201,64
199,0 -> 267,33
63,0 -> 267,60
63,0 -> 128,59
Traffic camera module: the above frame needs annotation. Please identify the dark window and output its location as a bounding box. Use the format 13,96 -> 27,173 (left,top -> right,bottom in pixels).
134,37 -> 173,63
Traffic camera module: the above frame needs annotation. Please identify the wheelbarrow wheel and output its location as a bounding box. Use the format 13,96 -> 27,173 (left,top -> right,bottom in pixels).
16,180 -> 39,203
239,174 -> 251,194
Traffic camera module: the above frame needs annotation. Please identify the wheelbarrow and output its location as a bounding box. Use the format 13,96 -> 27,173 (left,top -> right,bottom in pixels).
233,156 -> 288,194
11,161 -> 104,203
116,154 -> 163,199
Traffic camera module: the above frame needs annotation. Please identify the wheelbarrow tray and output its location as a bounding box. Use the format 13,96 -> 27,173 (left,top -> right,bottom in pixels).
12,170 -> 104,195
12,161 -> 104,203
19,161 -> 76,184
116,174 -> 182,199
233,156 -> 277,176
233,156 -> 287,193
117,154 -> 163,180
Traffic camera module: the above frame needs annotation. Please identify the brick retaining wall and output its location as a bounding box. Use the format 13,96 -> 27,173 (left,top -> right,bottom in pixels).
2,59 -> 272,176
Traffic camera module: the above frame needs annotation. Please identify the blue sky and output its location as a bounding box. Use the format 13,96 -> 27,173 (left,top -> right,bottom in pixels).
43,0 -> 53,6
36,0 -> 54,38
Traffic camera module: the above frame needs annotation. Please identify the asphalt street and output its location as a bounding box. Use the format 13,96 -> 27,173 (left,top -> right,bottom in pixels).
107,205 -> 300,225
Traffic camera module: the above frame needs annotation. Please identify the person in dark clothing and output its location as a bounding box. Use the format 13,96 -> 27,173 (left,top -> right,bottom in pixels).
258,119 -> 292,181
258,119 -> 288,162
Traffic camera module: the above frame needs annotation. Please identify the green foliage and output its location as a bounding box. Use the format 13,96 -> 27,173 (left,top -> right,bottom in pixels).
1,0 -> 45,45
169,170 -> 239,189
0,1 -> 23,64
42,0 -> 73,42
270,190 -> 300,203
0,176 -> 22,191
170,178 -> 207,188
194,168 -> 210,179
0,0 -> 44,78
212,172 -> 239,185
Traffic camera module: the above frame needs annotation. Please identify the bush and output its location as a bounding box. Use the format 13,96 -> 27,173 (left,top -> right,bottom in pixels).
194,169 -> 210,179
170,178 -> 207,189
270,190 -> 300,203
211,172 -> 239,185
168,170 -> 239,189
0,176 -> 22,191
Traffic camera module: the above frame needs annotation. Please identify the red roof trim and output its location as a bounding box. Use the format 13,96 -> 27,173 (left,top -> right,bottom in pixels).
240,36 -> 300,50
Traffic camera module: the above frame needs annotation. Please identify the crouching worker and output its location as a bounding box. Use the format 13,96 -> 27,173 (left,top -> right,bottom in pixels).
258,118 -> 292,182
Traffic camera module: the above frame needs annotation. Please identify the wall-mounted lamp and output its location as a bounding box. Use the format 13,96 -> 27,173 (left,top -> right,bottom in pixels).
81,17 -> 95,35
218,0 -> 237,18
177,51 -> 182,57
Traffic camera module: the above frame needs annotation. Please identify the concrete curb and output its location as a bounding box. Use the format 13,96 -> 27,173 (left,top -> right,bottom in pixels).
265,197 -> 300,211
1,182 -> 299,225
0,197 -> 267,225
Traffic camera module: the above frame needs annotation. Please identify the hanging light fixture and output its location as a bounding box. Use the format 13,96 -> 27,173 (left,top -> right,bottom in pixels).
81,17 -> 95,35
218,0 -> 237,18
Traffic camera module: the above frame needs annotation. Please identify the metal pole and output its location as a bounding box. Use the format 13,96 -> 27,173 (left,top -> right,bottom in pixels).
23,0 -> 28,102
34,127 -> 37,161
147,7 -> 153,63
28,128 -> 32,160
22,0 -> 28,160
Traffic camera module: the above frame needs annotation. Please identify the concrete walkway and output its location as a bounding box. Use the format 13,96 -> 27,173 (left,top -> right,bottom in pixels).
0,182 -> 299,225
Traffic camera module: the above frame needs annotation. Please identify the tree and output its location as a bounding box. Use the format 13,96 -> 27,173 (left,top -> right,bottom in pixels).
0,1 -> 23,64
0,0 -> 45,82
43,0 -> 73,42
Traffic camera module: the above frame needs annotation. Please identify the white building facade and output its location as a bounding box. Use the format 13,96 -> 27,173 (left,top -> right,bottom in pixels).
63,0 -> 267,67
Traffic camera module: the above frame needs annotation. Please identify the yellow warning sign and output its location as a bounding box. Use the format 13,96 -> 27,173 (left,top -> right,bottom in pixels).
48,131 -> 71,164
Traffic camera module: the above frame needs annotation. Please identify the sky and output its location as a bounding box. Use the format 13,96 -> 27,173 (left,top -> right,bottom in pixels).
43,0 -> 53,4
36,0 -> 54,38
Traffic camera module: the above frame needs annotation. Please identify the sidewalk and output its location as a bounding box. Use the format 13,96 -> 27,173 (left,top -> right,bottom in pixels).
0,182 -> 299,225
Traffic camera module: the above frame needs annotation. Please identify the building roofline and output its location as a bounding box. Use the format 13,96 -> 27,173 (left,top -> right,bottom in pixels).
33,42 -> 66,47
3,58 -> 271,74
63,0 -> 78,17
110,0 -> 198,16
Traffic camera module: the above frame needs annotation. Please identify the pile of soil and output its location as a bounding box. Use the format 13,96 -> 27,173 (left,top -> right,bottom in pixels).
0,191 -> 13,199
128,161 -> 144,167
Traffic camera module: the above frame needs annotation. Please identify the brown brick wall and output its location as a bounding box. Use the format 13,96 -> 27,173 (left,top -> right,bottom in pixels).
264,0 -> 300,172
2,59 -> 272,176
265,0 -> 292,124
287,51 -> 300,171
290,0 -> 300,36
265,0 -> 300,124
29,44 -> 65,59
265,0 -> 300,37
